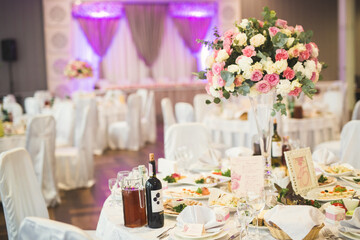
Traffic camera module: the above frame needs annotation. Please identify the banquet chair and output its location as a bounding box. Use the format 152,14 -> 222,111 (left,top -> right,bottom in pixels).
352,100 -> 360,120
0,148 -> 49,240
2,94 -> 16,110
55,98 -> 96,190
108,93 -> 142,151
141,90 -> 157,144
136,88 -> 148,114
26,115 -> 60,207
7,102 -> 24,125
52,100 -> 75,148
18,217 -> 95,240
34,90 -> 52,108
175,102 -> 194,123
161,98 -> 176,133
322,89 -> 345,125
193,94 -> 213,122
24,97 -> 41,116
340,120 -> 360,169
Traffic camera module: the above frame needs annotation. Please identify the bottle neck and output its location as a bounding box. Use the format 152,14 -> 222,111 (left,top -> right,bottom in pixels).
273,123 -> 278,133
150,160 -> 156,177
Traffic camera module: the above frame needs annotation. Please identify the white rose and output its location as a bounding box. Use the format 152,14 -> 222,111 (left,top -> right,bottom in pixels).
286,37 -> 295,48
212,75 -> 220,88
316,62 -> 322,72
225,83 -> 235,92
236,56 -> 253,71
242,67 -> 253,79
235,33 -> 247,46
293,62 -> 305,74
304,68 -> 313,79
249,86 -> 260,97
209,86 -> 221,98
273,59 -> 288,74
263,58 -> 276,74
250,34 -> 266,47
252,62 -> 263,71
297,43 -> 306,52
291,79 -> 302,90
205,53 -> 215,68
304,60 -> 316,72
215,49 -> 229,63
228,64 -> 240,74
240,19 -> 249,29
311,47 -> 319,58
276,80 -> 292,95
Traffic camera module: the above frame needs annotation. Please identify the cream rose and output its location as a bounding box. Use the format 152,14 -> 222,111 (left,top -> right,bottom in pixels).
273,59 -> 288,74
286,37 -> 295,48
225,83 -> 235,92
252,62 -> 263,71
248,86 -> 260,97
250,34 -> 266,47
280,28 -> 292,37
205,53 -> 215,68
291,79 -> 302,90
209,86 -> 221,98
234,33 -> 247,46
215,49 -> 229,63
228,64 -> 240,74
276,80 -> 292,95
240,19 -> 249,29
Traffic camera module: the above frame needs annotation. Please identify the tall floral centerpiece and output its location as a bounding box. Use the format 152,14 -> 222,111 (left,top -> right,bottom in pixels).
197,7 -> 324,183
64,60 -> 93,79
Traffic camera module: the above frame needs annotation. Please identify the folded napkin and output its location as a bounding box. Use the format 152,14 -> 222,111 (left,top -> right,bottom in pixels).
312,148 -> 339,165
197,148 -> 221,167
158,158 -> 178,175
225,147 -> 253,158
177,206 -> 224,233
264,205 -> 324,240
340,207 -> 360,233
272,168 -> 290,188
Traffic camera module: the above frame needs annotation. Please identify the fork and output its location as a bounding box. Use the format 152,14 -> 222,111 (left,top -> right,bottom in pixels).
322,228 -> 341,239
157,224 -> 176,239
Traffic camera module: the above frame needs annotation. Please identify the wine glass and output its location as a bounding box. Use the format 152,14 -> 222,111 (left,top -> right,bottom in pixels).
246,190 -> 265,239
236,202 -> 255,240
108,178 -> 118,207
117,171 -> 130,203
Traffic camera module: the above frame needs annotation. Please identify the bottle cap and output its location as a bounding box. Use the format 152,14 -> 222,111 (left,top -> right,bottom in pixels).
149,153 -> 155,161
274,118 -> 277,124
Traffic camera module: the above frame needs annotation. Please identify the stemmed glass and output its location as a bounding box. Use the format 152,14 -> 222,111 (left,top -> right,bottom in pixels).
175,146 -> 194,174
117,171 -> 130,203
236,202 -> 255,240
246,190 -> 265,239
108,178 -> 119,207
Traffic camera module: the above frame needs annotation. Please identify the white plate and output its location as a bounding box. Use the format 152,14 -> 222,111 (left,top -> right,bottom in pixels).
306,187 -> 356,202
174,228 -> 226,240
159,174 -> 189,187
321,164 -> 354,177
182,176 -> 230,188
163,187 -> 213,200
339,230 -> 360,240
340,177 -> 360,189
164,211 -> 179,217
317,175 -> 337,187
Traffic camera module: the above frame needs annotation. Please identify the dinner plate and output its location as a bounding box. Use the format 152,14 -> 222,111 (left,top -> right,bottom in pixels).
164,211 -> 179,217
321,163 -> 354,177
163,187 -> 214,200
340,177 -> 360,189
182,176 -> 230,188
174,228 -> 226,240
317,175 -> 337,187
306,187 -> 356,202
339,230 -> 360,239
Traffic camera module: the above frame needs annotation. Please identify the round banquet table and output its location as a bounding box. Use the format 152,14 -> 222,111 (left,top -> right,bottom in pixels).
0,135 -> 26,153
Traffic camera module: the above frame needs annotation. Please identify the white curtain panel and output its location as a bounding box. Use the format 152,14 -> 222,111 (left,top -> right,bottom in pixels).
341,120 -> 360,168
71,16 -> 196,85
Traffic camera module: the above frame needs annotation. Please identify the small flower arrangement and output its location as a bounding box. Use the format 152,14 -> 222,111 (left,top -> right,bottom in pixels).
64,60 -> 93,79
197,7 -> 325,115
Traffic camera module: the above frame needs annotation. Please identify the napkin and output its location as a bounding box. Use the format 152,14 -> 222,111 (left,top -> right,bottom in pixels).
264,205 -> 325,240
197,148 -> 221,167
177,206 -> 224,233
158,158 -> 178,175
312,148 -> 339,165
225,147 -> 253,158
340,207 -> 360,233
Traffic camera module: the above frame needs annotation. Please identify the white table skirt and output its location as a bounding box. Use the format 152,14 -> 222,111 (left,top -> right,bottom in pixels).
0,135 -> 26,153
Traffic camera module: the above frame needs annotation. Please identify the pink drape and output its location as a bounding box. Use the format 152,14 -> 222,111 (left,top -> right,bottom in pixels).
172,17 -> 213,54
124,4 -> 168,77
77,18 -> 120,78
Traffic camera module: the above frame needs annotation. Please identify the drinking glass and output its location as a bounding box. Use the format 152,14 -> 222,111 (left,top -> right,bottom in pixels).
236,202 -> 255,240
117,171 -> 130,203
246,190 -> 265,239
175,146 -> 194,173
108,178 -> 118,207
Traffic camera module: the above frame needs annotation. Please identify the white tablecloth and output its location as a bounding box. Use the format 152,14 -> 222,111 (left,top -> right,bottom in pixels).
0,135 -> 26,153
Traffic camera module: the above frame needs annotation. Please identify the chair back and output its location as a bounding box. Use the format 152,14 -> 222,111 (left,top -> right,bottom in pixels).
0,148 -> 49,240
136,88 -> 148,116
52,100 -> 75,147
26,115 -> 59,207
18,217 -> 92,240
175,102 -> 194,123
352,101 -> 360,120
24,97 -> 41,115
193,94 -> 213,122
126,93 -> 142,149
341,120 -> 360,168
147,91 -> 157,142
161,98 -> 176,132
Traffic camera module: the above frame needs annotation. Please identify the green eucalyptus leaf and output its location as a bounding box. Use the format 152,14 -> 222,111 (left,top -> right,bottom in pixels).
220,70 -> 235,87
223,91 -> 230,99
237,83 -> 251,96
272,32 -> 288,48
205,100 -> 211,104
214,97 -> 221,104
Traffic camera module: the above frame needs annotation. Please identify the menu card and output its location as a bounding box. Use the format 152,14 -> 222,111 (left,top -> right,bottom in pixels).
230,156 -> 264,197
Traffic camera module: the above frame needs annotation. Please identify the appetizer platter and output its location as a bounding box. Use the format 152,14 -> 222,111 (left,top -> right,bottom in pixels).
208,189 -> 243,211
211,169 -> 231,179
306,185 -> 356,202
317,174 -> 337,187
340,176 -> 360,189
322,164 -> 354,177
161,173 -> 187,186
163,187 -> 212,200
188,175 -> 230,188
163,198 -> 202,217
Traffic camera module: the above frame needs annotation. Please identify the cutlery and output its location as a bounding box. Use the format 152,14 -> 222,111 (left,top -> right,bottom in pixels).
227,232 -> 240,240
159,233 -> 169,240
157,224 -> 176,239
323,228 -> 341,239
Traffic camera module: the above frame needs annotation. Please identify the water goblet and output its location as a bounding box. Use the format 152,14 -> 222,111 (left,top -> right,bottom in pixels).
236,202 -> 255,240
108,178 -> 118,207
245,190 -> 265,239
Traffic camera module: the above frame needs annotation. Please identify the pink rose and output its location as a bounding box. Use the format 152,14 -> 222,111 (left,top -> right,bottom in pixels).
287,26 -> 295,32
255,80 -> 271,93
275,49 -> 289,61
298,50 -> 310,61
224,29 -> 235,39
217,76 -> 225,87
295,25 -> 304,32
213,49 -> 219,59
234,75 -> 244,86
310,72 -> 319,82
288,87 -> 302,97
283,67 -> 295,80
310,57 -> 318,66
223,38 -> 232,55
212,62 -> 224,76
264,73 -> 280,86
276,19 -> 288,28
292,49 -> 300,58
269,27 -> 280,37
250,70 -> 263,82
258,20 -> 264,28
207,70 -> 214,84
205,84 -> 211,94
242,45 -> 256,57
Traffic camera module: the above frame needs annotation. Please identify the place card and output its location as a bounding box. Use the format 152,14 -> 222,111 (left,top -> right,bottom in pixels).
284,147 -> 318,195
230,156 -> 264,197
183,223 -> 205,236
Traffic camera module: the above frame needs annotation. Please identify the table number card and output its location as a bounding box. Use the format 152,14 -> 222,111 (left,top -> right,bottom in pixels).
284,147 -> 318,195
230,156 -> 264,197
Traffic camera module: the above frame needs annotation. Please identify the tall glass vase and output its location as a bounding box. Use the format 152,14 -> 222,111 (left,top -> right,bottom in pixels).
249,89 -> 276,186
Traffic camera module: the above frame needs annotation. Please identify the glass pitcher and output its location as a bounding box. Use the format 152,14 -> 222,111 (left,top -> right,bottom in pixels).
121,176 -> 147,228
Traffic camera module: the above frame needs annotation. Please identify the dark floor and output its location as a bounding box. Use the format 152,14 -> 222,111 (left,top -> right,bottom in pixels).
0,126 -> 165,239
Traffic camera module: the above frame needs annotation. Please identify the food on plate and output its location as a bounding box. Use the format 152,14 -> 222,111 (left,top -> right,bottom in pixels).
325,165 -> 352,174
195,176 -> 219,184
319,185 -> 354,199
252,210 -> 268,226
212,169 -> 231,177
353,178 -> 360,184
275,183 -> 321,208
163,198 -> 202,215
162,173 -> 185,183
165,187 -> 210,198
208,192 -> 243,208
330,200 -> 347,213
318,175 -> 328,185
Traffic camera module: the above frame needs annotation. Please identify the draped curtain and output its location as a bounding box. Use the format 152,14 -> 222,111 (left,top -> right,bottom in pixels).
124,4 -> 168,77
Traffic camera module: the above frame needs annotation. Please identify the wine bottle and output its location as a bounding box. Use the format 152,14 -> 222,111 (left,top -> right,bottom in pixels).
145,153 -> 164,228
281,136 -> 291,167
271,119 -> 282,167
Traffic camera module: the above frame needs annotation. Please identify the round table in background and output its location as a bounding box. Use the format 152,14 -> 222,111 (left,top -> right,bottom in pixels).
0,135 -> 26,153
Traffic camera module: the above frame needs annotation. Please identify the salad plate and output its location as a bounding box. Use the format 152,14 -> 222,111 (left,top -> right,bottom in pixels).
164,187 -> 213,200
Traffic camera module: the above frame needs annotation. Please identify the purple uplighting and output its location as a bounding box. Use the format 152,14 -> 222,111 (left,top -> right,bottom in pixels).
169,2 -> 217,18
72,2 -> 123,19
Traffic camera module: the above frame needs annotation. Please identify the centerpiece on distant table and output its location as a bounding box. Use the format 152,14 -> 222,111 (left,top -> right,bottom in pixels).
64,60 -> 93,79
197,7 -> 324,183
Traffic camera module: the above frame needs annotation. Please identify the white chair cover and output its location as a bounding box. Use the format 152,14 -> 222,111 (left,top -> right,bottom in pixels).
55,98 -> 96,190
0,148 -> 49,240
52,100 -> 75,147
175,102 -> 194,123
352,101 -> 360,120
341,120 -> 360,169
136,88 -> 148,116
34,91 -> 52,108
108,94 -> 142,151
164,123 -> 212,162
18,217 -> 93,240
193,94 -> 213,122
141,91 -> 157,144
322,90 -> 344,124
104,89 -> 125,101
26,115 -> 60,207
2,94 -> 16,110
5,102 -> 23,124
24,97 -> 41,116
161,98 -> 176,133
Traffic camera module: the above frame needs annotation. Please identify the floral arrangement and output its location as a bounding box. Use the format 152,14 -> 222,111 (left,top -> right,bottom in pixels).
64,60 -> 93,79
197,7 -> 325,115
